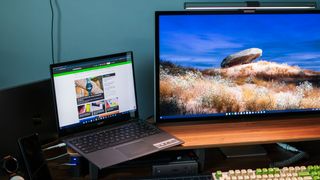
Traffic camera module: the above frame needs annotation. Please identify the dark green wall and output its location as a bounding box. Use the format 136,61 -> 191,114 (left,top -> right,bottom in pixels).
1,0 -> 319,118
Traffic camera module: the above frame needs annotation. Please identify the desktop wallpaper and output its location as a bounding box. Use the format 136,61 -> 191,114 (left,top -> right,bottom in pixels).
159,14 -> 320,116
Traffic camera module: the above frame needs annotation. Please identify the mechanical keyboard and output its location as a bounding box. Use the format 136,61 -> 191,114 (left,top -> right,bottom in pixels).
213,165 -> 320,180
69,121 -> 161,154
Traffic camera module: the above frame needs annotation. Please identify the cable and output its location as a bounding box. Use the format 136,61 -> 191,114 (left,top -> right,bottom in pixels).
277,143 -> 300,152
269,143 -> 309,167
49,0 -> 55,64
42,142 -> 66,151
270,151 -> 309,168
46,153 -> 69,161
59,163 -> 77,166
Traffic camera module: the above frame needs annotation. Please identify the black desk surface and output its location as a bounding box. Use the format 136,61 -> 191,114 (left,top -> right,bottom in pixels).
2,118 -> 320,180
45,142 -> 320,179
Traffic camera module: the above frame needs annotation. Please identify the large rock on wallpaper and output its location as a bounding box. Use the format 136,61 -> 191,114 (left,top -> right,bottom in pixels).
221,48 -> 262,68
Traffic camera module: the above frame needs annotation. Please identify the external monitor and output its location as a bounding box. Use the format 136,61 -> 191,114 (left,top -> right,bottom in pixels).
155,10 -> 320,122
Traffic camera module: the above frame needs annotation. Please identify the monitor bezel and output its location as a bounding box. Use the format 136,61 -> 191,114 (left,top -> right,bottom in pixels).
50,51 -> 139,137
155,10 -> 320,123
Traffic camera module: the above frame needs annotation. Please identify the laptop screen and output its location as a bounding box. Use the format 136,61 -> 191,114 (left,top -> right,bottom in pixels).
51,52 -> 137,130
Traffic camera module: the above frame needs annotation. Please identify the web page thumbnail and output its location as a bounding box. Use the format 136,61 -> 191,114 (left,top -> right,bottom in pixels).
105,98 -> 119,112
75,76 -> 104,104
91,100 -> 106,115
78,104 -> 92,119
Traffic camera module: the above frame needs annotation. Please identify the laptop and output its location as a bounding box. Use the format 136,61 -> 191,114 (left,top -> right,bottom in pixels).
50,51 -> 183,169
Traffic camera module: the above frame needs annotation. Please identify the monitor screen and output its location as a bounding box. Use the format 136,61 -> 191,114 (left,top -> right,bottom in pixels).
155,11 -> 320,122
51,52 -> 137,130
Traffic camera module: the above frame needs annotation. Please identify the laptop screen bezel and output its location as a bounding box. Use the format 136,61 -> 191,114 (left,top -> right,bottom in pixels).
50,51 -> 139,137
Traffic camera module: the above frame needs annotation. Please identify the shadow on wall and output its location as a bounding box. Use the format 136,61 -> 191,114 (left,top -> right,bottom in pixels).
0,79 -> 57,159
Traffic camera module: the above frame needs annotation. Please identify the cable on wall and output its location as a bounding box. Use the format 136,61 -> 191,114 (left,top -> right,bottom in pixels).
49,0 -> 55,64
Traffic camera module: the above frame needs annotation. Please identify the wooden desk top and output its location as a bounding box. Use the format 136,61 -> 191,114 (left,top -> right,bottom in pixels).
158,118 -> 320,150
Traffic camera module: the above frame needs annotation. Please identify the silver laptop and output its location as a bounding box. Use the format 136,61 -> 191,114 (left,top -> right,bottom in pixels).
50,51 -> 183,169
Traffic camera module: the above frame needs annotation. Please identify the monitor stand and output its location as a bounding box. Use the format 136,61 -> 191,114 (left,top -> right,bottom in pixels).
220,145 -> 267,158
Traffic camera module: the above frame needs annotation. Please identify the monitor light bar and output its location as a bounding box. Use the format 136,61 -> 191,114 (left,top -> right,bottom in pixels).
184,1 -> 317,10
185,6 -> 315,10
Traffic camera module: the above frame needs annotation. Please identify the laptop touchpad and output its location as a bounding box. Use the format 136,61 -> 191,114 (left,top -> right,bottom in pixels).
116,141 -> 155,158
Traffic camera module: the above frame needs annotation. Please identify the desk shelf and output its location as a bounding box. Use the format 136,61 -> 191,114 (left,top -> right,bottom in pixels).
159,118 -> 320,150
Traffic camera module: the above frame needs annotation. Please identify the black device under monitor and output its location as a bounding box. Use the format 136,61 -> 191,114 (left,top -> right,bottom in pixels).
0,79 -> 57,159
17,133 -> 52,180
155,10 -> 320,123
50,51 -> 183,169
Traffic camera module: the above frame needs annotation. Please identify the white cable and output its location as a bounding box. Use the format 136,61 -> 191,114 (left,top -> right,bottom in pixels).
46,153 -> 69,161
277,143 -> 300,152
42,142 -> 66,151
60,163 -> 77,166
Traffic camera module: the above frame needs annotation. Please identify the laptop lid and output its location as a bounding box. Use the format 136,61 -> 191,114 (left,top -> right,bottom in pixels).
50,52 -> 138,137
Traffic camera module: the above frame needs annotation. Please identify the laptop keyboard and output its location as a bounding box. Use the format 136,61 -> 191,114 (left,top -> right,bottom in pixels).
69,121 -> 162,154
